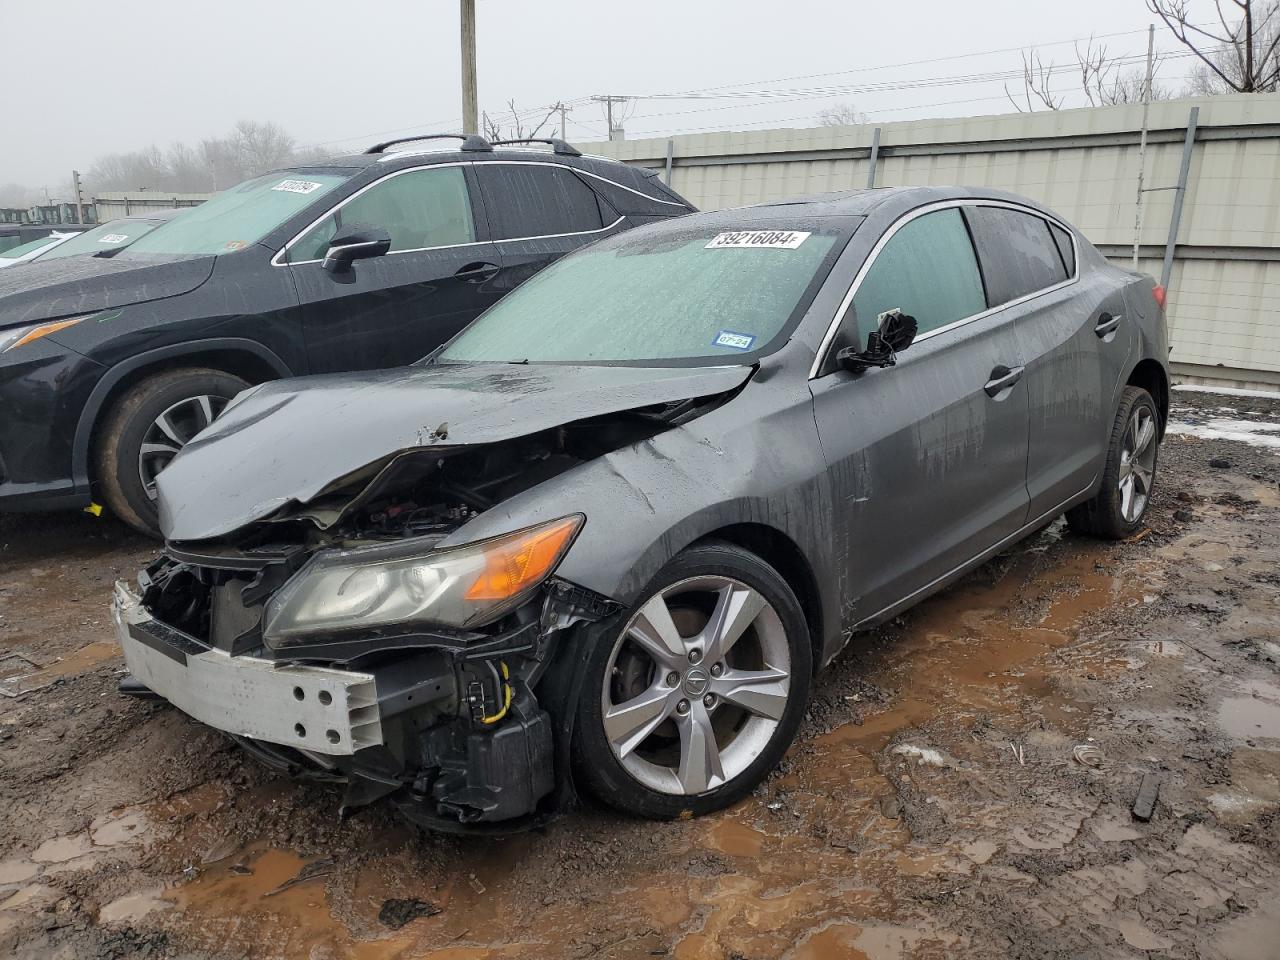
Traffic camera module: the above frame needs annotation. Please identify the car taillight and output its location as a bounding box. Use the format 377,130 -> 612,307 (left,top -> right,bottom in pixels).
1152,283 -> 1167,311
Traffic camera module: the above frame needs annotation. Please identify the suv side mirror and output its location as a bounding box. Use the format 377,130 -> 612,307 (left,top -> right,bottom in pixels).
836,308 -> 918,374
322,224 -> 391,273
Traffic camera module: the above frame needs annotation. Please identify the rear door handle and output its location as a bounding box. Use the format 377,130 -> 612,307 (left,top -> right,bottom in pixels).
454,261 -> 499,282
984,364 -> 1025,398
1095,312 -> 1123,337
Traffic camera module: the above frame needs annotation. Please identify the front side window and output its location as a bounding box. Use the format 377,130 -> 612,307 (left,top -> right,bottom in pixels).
965,207 -> 1068,305
288,166 -> 475,263
439,223 -> 847,365
477,165 -> 606,240
849,208 -> 987,342
122,171 -> 351,258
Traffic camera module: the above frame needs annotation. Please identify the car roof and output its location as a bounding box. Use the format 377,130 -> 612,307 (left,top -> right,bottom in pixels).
725,185 -> 1067,223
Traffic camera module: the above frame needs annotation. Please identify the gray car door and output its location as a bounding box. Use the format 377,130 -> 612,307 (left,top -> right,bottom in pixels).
809,205 -> 1031,628
964,206 -> 1134,519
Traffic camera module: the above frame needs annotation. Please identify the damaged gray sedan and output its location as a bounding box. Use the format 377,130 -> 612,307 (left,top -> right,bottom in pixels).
112,186 -> 1170,830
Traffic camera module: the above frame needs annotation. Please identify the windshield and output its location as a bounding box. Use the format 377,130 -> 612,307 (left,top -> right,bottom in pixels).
36,219 -> 162,260
0,235 -> 64,261
120,171 -> 350,257
439,222 -> 847,365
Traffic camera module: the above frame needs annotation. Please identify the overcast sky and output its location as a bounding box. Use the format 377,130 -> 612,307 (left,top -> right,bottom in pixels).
4,0 -> 1194,194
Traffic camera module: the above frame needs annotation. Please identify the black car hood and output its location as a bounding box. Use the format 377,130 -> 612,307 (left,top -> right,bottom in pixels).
0,254 -> 215,328
158,362 -> 753,542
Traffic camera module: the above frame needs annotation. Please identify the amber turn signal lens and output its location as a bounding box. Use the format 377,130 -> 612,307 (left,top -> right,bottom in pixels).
2,316 -> 86,353
464,516 -> 583,601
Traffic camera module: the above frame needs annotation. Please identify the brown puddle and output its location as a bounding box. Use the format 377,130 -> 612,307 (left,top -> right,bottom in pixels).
1,640 -> 120,694
1218,680 -> 1280,740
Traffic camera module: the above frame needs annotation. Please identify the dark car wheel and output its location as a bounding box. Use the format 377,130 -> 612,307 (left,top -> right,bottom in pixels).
573,542 -> 812,819
1066,385 -> 1160,540
95,368 -> 248,537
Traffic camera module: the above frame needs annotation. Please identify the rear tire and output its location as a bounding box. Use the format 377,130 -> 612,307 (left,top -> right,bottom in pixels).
1066,386 -> 1160,540
95,368 -> 248,537
573,542 -> 812,820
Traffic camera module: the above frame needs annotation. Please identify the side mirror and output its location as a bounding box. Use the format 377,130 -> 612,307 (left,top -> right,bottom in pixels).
836,308 -> 918,374
321,224 -> 391,273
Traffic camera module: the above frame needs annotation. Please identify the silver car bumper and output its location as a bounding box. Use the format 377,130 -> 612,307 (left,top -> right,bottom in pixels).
111,581 -> 382,756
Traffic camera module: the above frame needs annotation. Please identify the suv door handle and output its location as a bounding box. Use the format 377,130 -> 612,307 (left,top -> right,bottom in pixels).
454,261 -> 499,282
1095,312 -> 1123,337
984,364 -> 1025,398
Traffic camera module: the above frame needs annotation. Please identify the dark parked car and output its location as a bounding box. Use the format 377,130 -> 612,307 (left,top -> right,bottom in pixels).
0,135 -> 692,534
20,211 -> 180,263
112,186 -> 1169,831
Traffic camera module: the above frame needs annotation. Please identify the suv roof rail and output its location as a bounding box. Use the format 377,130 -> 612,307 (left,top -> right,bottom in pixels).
489,138 -> 582,157
365,133 -> 493,155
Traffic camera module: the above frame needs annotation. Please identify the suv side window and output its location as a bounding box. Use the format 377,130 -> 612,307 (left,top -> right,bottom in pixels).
477,165 -> 606,239
1049,222 -> 1076,277
964,206 -> 1068,305
849,207 -> 987,343
287,166 -> 475,263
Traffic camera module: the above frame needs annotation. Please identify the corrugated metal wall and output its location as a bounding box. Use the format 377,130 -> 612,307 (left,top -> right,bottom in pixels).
93,192 -> 211,221
585,95 -> 1280,389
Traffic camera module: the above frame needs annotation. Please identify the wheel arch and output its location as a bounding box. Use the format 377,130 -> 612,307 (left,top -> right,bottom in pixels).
691,522 -> 826,675
72,338 -> 293,485
1126,357 -> 1169,437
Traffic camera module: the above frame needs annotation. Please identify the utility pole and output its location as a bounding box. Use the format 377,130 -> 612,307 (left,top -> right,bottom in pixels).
591,95 -> 630,141
460,0 -> 478,135
1132,23 -> 1155,270
553,102 -> 572,140
71,170 -> 86,225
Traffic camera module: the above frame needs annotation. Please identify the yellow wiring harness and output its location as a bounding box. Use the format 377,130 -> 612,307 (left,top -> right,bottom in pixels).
480,661 -> 513,725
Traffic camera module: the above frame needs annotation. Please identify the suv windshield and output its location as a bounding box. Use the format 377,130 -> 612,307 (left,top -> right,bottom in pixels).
120,171 -> 351,257
439,222 -> 848,365
37,219 -> 162,260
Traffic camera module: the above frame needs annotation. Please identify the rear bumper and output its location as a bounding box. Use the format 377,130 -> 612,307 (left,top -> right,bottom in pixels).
111,581 -> 383,756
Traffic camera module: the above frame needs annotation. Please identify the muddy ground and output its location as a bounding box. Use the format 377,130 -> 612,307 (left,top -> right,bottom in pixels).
2,386 -> 1279,960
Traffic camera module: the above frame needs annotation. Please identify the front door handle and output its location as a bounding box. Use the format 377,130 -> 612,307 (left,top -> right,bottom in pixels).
454,261 -> 499,282
984,364 -> 1025,398
1095,312 -> 1123,337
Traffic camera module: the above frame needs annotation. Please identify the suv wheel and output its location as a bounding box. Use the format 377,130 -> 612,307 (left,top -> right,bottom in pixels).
1066,385 -> 1160,539
95,368 -> 248,536
574,542 -> 812,819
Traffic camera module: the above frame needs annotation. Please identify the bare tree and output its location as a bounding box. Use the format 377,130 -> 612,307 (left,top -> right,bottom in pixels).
817,102 -> 869,126
482,100 -> 558,142
1149,0 -> 1280,92
1005,50 -> 1068,111
0,183 -> 43,208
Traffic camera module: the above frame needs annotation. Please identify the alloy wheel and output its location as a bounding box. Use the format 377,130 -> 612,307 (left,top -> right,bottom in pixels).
138,394 -> 228,500
601,575 -> 792,796
1118,405 -> 1157,523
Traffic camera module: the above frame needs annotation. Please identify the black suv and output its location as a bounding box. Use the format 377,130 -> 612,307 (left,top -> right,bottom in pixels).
0,135 -> 693,534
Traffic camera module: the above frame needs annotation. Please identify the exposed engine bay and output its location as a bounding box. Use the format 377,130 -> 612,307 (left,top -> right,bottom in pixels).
115,395 -> 727,831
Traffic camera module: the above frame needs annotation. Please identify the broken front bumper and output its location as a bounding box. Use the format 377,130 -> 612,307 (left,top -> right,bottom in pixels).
111,581 -> 383,756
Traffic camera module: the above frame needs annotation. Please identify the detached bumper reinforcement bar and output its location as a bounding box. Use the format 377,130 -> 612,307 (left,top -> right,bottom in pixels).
111,581 -> 383,756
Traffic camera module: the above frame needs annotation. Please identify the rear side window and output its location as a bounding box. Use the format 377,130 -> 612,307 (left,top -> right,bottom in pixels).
850,207 -> 987,341
1050,223 -> 1076,277
477,165 -> 606,239
964,207 -> 1068,305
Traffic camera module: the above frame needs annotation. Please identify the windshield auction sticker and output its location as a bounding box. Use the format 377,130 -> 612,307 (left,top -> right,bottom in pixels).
712,330 -> 756,350
97,234 -> 129,244
271,179 -> 325,195
705,230 -> 811,249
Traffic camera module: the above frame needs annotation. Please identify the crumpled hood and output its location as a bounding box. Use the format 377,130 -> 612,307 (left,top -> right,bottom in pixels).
0,254 -> 214,329
158,362 -> 753,542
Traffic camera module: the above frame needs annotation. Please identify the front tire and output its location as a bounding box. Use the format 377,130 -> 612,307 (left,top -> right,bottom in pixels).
573,542 -> 812,819
1066,385 -> 1160,539
95,368 -> 248,537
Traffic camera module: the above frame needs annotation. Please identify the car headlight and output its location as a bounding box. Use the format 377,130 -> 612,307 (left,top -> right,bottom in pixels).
262,515 -> 583,642
0,316 -> 87,353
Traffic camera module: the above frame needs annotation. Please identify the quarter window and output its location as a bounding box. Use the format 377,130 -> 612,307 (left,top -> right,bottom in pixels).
849,207 -> 987,342
477,165 -> 606,240
1050,222 -> 1076,277
964,207 -> 1068,305
288,167 -> 475,263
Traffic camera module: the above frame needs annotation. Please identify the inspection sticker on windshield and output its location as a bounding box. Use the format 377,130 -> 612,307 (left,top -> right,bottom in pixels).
97,234 -> 129,244
271,179 -> 325,195
712,330 -> 756,351
705,230 -> 811,250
